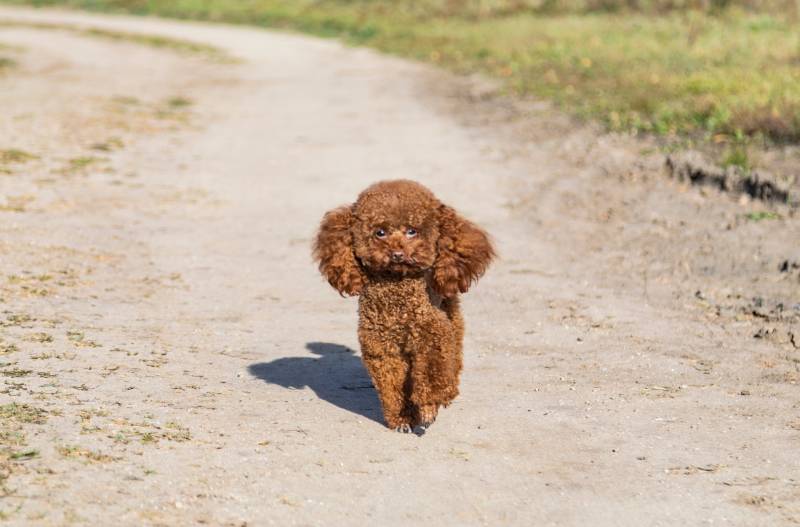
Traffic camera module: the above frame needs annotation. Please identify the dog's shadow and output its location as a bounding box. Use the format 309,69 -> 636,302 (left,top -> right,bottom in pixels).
248,342 -> 382,424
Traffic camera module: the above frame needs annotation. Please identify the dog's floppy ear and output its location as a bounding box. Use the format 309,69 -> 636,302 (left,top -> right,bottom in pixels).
313,205 -> 364,296
432,204 -> 495,298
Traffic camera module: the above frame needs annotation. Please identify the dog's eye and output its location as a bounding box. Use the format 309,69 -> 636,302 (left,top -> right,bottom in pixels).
406,228 -> 417,238
375,228 -> 387,239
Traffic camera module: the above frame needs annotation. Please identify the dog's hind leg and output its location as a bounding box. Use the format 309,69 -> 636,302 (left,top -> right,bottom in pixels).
440,296 -> 464,407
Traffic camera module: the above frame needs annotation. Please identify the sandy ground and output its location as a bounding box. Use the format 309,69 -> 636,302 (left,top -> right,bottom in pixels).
0,6 -> 798,526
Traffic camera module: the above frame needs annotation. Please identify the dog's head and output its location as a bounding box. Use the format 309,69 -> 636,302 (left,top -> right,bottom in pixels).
313,180 -> 494,297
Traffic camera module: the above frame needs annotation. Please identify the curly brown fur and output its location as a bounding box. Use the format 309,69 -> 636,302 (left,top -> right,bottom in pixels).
313,180 -> 494,432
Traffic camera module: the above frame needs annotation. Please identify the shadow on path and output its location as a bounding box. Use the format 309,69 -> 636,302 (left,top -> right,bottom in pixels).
248,342 -> 382,424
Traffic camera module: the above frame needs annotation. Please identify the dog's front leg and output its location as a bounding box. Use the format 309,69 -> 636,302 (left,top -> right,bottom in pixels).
408,314 -> 462,430
359,333 -> 413,432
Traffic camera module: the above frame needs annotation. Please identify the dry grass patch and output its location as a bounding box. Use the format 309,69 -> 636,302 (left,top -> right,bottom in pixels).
58,445 -> 118,463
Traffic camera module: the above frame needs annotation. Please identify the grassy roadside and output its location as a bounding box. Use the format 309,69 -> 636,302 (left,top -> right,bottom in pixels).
2,0 -> 799,148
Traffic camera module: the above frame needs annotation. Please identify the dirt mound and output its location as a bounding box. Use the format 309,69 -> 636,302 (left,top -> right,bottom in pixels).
666,150 -> 796,205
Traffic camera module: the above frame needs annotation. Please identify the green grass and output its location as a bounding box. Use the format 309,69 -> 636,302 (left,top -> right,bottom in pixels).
67,156 -> 101,169
744,210 -> 781,221
721,142 -> 751,171
83,26 -> 227,57
0,403 -> 47,424
0,20 -> 233,61
0,56 -> 15,71
0,149 -> 37,164
0,404 -> 47,499
165,95 -> 192,108
90,137 -> 124,151
8,449 -> 38,460
3,0 -> 800,142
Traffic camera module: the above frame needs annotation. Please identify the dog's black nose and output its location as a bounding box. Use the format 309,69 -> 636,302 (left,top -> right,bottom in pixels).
391,251 -> 405,262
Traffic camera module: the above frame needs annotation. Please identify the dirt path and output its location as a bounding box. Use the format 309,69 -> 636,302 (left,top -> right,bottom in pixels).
0,6 -> 798,526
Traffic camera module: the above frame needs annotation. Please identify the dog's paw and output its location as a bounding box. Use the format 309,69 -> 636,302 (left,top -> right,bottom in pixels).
416,404 -> 438,427
394,423 -> 413,434
412,423 -> 429,436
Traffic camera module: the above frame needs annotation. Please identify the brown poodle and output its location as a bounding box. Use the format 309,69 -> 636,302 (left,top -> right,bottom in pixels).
313,180 -> 494,433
